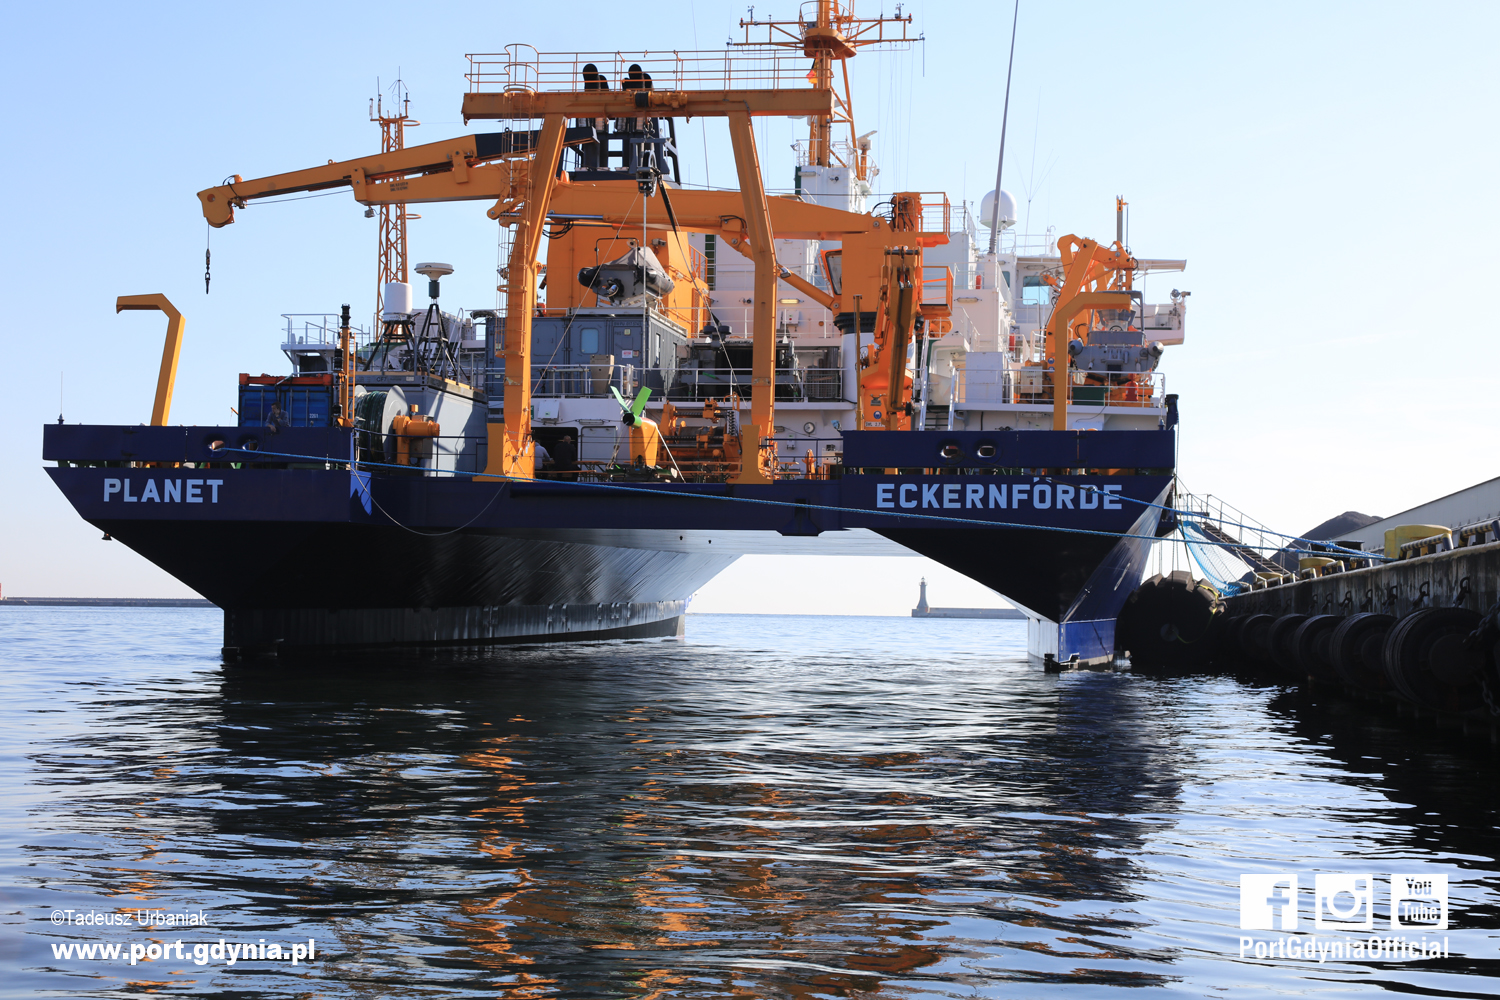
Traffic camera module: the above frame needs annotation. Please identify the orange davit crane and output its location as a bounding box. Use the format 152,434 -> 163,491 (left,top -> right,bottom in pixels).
1037,232 -> 1138,431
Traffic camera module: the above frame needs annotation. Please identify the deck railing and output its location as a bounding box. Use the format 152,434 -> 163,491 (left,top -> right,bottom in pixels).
279,314 -> 371,349
951,368 -> 1165,409
912,193 -> 951,238
465,47 -> 826,94
921,265 -> 953,312
523,364 -> 847,403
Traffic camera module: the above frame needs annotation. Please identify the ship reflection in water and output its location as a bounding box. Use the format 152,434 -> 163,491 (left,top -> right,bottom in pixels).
6,610 -> 1499,997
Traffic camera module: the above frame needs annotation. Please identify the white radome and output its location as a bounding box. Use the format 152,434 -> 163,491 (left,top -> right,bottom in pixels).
381,281 -> 413,319
979,189 -> 1018,229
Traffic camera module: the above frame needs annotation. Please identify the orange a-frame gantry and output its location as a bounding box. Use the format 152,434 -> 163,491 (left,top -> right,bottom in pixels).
458,87 -> 835,484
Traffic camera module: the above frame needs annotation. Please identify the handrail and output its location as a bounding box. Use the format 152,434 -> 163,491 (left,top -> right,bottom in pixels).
913,193 -> 951,237
522,363 -> 847,402
921,264 -> 953,312
280,313 -> 370,347
952,368 -> 1165,409
465,49 -> 827,94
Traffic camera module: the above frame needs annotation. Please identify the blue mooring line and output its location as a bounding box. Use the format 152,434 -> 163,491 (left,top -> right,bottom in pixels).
217,446 -> 1359,559
1103,488 -> 1388,563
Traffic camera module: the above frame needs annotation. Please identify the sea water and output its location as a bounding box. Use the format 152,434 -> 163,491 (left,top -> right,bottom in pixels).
1,608 -> 1496,997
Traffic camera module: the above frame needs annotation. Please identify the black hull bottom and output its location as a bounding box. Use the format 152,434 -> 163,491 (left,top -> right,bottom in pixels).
46,460 -> 1176,663
223,601 -> 687,659
879,486 -> 1168,666
876,528 -> 1118,622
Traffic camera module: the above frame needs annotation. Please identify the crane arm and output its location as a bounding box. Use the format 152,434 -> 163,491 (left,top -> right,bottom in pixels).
537,184 -> 881,241
199,139 -> 884,242
197,128 -> 594,227
714,232 -> 838,311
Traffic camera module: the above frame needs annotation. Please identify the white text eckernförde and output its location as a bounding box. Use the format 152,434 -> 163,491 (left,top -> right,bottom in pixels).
875,481 -> 1123,511
102,478 -> 222,503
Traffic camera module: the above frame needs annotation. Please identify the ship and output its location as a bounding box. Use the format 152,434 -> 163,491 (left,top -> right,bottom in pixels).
43,4 -> 1188,666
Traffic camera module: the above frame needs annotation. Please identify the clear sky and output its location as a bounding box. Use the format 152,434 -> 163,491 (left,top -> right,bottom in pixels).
4,1 -> 1498,614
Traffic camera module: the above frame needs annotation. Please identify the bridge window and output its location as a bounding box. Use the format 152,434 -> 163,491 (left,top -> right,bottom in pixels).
1021,275 -> 1050,307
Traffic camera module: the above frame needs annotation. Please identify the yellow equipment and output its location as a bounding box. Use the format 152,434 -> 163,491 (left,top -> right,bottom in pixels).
1386,525 -> 1451,559
116,294 -> 184,427
391,410 -> 441,467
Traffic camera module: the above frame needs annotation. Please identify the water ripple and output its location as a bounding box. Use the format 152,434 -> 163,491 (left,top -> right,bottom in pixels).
1,609 -> 1497,996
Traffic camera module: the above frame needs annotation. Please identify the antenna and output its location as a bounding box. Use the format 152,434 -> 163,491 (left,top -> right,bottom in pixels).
371,76 -> 420,330
414,261 -> 454,301
734,0 -> 912,179
987,0 -> 1021,254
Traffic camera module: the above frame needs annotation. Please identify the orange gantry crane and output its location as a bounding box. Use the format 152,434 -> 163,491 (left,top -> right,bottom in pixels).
199,42 -> 948,482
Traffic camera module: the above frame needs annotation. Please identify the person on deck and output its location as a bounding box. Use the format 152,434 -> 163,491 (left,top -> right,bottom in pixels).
552,434 -> 578,480
621,64 -> 654,133
581,63 -> 608,90
621,64 -> 653,90
580,64 -> 609,145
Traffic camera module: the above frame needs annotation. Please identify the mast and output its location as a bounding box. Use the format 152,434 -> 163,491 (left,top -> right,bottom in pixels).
371,79 -> 419,327
809,0 -> 835,167
736,1 -> 911,177
987,0 -> 1020,253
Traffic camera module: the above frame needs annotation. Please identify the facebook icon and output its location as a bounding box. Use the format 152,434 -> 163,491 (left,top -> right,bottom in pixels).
1240,874 -> 1299,930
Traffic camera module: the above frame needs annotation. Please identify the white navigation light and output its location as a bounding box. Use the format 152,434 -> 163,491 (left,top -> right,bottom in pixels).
980,189 -> 1017,230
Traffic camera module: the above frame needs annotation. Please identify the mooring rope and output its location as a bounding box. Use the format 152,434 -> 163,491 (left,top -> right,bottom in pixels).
213,446 -> 1354,559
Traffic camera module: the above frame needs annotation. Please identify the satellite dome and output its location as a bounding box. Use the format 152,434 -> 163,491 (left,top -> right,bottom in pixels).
979,189 -> 1017,230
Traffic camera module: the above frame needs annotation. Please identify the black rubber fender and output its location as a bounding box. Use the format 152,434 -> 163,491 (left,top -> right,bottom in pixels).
1213,614 -> 1247,660
1267,614 -> 1310,676
1239,614 -> 1276,664
1381,607 -> 1485,713
1115,573 -> 1218,671
1291,615 -> 1343,682
1329,613 -> 1396,688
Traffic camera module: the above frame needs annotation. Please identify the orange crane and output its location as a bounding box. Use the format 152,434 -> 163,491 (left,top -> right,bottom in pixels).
201,87 -> 830,483
198,65 -> 950,479
1037,232 -> 1138,431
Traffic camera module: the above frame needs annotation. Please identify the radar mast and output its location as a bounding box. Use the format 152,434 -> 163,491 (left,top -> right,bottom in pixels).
735,0 -> 913,179
370,77 -> 419,329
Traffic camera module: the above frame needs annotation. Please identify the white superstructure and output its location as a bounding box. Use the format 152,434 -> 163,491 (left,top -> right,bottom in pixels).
686,135 -> 1189,458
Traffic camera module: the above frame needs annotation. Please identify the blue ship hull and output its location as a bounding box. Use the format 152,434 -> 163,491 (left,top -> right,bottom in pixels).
44,424 -> 1172,663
